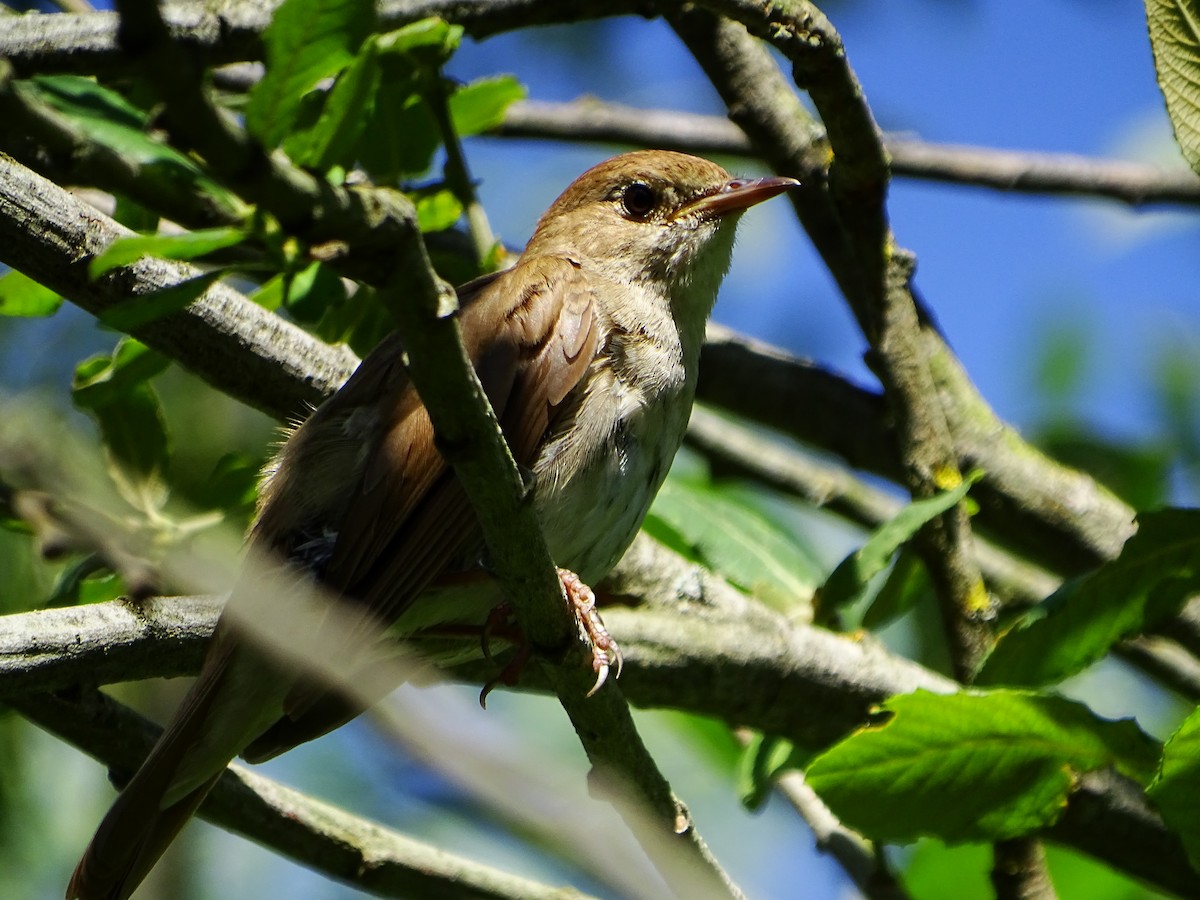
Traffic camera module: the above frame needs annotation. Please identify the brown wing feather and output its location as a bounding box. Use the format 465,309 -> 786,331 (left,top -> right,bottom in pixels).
251,255 -> 601,751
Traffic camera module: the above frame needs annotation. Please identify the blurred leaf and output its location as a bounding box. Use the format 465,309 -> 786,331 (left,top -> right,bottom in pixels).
862,547 -> 933,629
206,451 -> 265,523
1148,706 -> 1200,871
249,274 -> 286,311
1033,319 -> 1090,402
89,227 -> 247,278
285,262 -> 348,323
738,734 -> 798,811
1038,425 -> 1170,510
807,690 -> 1159,844
414,188 -> 464,232
1146,0 -> 1200,175
284,38 -> 382,171
977,509 -> 1200,687
99,271 -> 227,332
246,0 -> 376,148
73,340 -> 171,511
817,471 -> 982,616
0,270 -> 62,317
448,75 -> 526,136
376,17 -> 463,65
647,478 -> 822,609
45,555 -> 115,607
901,840 -> 992,900
1157,341 -> 1200,463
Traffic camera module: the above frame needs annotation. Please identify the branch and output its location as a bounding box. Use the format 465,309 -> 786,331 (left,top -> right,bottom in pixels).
3,540 -> 1196,897
0,152 -> 358,421
495,98 -> 1200,208
10,687 -> 595,900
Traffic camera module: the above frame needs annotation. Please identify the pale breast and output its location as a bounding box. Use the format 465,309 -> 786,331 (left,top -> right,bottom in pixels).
531,322 -> 696,583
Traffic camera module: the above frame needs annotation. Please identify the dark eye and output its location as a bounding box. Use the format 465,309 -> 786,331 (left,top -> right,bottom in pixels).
621,182 -> 658,219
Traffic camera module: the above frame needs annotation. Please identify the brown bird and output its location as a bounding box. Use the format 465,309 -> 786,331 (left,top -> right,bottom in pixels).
67,150 -> 798,899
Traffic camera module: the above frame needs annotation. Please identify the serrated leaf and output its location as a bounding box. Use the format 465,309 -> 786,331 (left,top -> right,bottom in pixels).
448,75 -> 526,137
283,38 -> 382,171
806,690 -> 1160,845
977,508 -> 1200,687
647,478 -> 822,609
1148,706 -> 1200,871
414,188 -> 463,232
89,227 -> 247,278
818,471 -> 982,614
245,0 -> 376,148
99,271 -> 226,332
1146,0 -> 1200,175
0,270 -> 62,317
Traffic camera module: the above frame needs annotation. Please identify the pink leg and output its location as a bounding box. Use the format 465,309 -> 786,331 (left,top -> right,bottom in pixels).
558,568 -> 623,697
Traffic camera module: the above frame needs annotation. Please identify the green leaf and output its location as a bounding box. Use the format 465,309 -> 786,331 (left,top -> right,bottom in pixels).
862,547 -> 933,629
249,274 -> 286,311
1148,706 -> 1200,871
73,339 -> 172,511
0,270 -> 62,317
977,508 -> 1200,687
72,338 -> 170,407
806,690 -> 1160,845
284,262 -> 348,323
1146,0 -> 1200,175
376,17 -> 463,64
99,271 -> 226,332
358,92 -> 440,182
448,75 -> 526,137
646,478 -> 822,609
414,188 -> 464,232
24,76 -> 236,213
245,0 -> 376,148
89,227 -> 247,278
818,471 -> 983,615
283,38 -> 382,171
737,735 -> 803,811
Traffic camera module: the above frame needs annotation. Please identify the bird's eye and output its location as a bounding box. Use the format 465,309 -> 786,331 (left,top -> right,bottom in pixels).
621,182 -> 658,219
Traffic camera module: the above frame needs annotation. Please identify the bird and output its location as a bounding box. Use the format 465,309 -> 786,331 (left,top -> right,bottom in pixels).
67,149 -> 798,899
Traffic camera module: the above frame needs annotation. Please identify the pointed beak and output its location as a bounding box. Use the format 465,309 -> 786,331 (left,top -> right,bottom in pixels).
678,174 -> 800,220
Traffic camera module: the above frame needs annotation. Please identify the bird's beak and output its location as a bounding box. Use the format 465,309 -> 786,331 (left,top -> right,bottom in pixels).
678,174 -> 800,219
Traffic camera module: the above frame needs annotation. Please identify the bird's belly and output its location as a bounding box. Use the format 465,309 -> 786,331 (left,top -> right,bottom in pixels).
533,389 -> 688,584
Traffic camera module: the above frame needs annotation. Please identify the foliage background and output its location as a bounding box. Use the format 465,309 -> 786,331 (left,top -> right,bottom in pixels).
1,0 -> 1198,899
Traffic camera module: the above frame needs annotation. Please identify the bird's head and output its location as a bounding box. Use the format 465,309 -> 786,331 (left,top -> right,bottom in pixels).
524,150 -> 798,310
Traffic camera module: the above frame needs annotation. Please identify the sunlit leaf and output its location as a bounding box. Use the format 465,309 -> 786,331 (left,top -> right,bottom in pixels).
284,38 -> 382,171
284,262 -> 348,323
807,690 -> 1160,844
1148,706 -> 1200,871
449,75 -> 526,136
376,17 -> 463,64
818,471 -> 982,615
89,228 -> 247,278
246,0 -> 376,148
1146,0 -> 1200,174
646,478 -> 822,609
415,188 -> 464,232
977,508 -> 1200,686
0,270 -> 62,317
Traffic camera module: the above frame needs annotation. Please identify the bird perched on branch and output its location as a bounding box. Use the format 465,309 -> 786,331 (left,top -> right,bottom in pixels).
68,149 -> 798,899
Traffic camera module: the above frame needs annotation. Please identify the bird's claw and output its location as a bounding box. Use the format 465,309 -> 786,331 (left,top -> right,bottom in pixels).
558,568 -> 623,697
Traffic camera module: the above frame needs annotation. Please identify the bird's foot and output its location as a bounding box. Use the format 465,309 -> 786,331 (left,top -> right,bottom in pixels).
558,568 -> 623,697
476,570 -> 622,707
